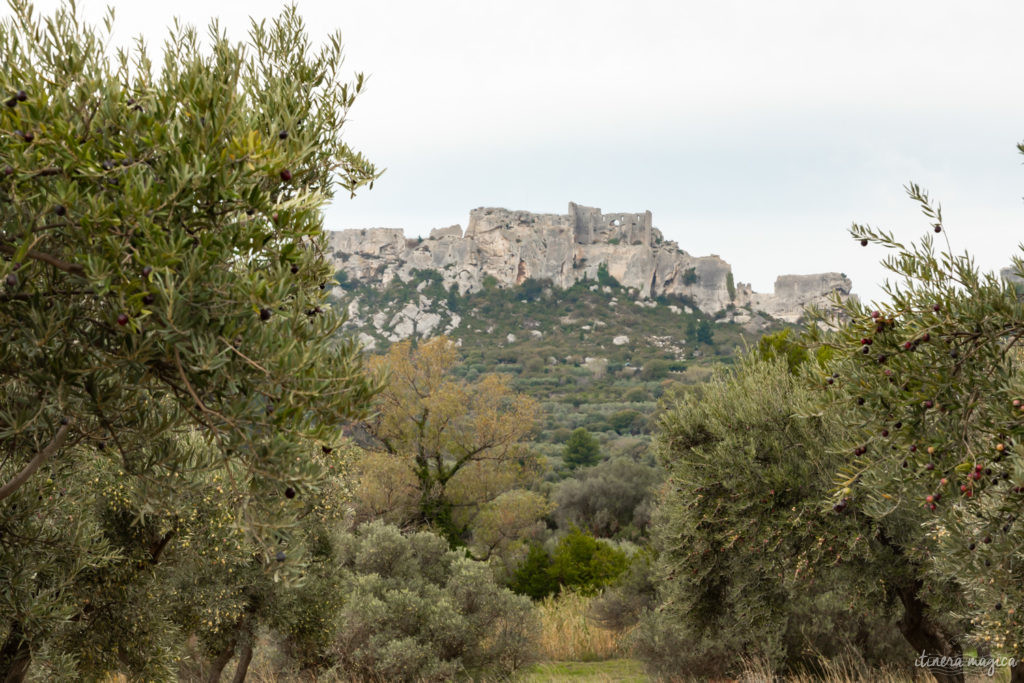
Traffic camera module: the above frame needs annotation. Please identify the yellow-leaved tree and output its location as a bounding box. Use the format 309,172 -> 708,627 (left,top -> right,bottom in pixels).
355,337 -> 549,561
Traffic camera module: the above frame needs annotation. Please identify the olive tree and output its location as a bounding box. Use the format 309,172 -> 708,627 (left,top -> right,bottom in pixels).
638,354 -> 959,680
0,2 -> 379,678
810,179 -> 1024,679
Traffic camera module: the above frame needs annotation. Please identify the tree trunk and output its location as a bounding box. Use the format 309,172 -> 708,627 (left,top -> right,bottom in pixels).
896,579 -> 963,683
0,622 -> 31,683
206,633 -> 237,683
1009,659 -> 1024,683
230,638 -> 253,683
873,523 -> 963,683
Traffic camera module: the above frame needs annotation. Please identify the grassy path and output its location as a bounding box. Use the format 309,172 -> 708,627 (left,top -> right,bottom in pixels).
517,659 -> 650,682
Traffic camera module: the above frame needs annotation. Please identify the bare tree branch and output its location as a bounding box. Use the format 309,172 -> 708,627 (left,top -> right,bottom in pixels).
0,242 -> 85,276
0,422 -> 71,502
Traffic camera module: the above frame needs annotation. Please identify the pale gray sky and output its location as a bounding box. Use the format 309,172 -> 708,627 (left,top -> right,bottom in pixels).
21,0 -> 1024,304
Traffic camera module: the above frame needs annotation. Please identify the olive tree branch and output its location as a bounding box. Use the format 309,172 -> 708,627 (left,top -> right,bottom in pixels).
0,422 -> 71,502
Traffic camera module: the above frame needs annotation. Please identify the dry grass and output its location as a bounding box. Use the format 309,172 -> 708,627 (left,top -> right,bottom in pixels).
738,657 -> 914,683
537,591 -> 626,662
737,654 -> 1012,683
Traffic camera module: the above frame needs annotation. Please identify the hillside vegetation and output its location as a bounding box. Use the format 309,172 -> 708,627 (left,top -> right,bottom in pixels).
334,268 -> 789,475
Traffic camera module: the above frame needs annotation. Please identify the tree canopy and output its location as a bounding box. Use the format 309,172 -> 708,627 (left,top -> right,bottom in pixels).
0,2 -> 379,678
361,337 -> 543,552
563,427 -> 600,469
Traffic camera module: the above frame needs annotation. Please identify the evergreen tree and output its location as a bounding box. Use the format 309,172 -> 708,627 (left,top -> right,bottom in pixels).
563,427 -> 600,469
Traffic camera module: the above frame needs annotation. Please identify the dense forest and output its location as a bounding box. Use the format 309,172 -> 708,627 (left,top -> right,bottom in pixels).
1,3 -> 1023,682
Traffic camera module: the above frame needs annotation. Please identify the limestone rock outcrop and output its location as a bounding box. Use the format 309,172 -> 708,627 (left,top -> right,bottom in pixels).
327,202 -> 851,320
1001,266 -> 1024,287
736,273 -> 853,324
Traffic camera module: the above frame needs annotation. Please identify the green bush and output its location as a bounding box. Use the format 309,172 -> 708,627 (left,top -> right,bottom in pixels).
507,543 -> 560,600
563,428 -> 600,469
552,457 -> 661,539
696,319 -> 715,344
335,269 -> 358,290
596,263 -> 620,288
608,409 -> 644,434
622,386 -> 650,402
519,278 -> 549,302
640,359 -> 672,380
523,355 -> 545,373
508,529 -> 629,600
550,428 -> 574,444
548,528 -> 630,596
330,522 -> 539,680
590,548 -> 659,631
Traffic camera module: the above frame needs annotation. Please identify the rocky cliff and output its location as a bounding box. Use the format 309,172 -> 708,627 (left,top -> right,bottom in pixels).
327,202 -> 851,322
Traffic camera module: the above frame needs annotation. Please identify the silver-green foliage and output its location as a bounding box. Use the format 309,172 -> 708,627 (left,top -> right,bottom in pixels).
817,180 -> 1024,657
0,1 -> 378,679
328,521 -> 539,681
635,357 -> 918,678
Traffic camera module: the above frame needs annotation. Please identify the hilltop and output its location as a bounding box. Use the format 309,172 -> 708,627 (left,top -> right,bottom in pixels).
325,202 -> 850,472
326,201 -> 852,334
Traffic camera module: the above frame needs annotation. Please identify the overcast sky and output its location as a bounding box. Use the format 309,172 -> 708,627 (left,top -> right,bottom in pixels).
21,0 -> 1024,304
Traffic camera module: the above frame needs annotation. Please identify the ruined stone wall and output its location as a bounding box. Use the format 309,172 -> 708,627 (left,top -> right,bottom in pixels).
570,202 -> 651,246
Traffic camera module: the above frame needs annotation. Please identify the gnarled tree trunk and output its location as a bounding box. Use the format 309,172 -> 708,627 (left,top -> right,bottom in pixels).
230,637 -> 253,683
895,578 -> 963,683
0,622 -> 31,683
207,613 -> 256,683
206,631 -> 238,683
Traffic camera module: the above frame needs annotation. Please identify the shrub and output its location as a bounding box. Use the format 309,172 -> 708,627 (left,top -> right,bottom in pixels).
563,428 -> 600,469
508,529 -> 630,600
550,428 -> 574,444
622,386 -> 650,402
523,355 -> 545,374
548,528 -> 630,597
552,457 -> 661,539
696,319 -> 715,344
508,543 -> 559,600
640,359 -> 672,380
596,263 -> 620,288
608,409 -> 644,435
330,522 -> 539,681
335,269 -> 358,290
590,548 -> 658,631
519,278 -> 549,302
